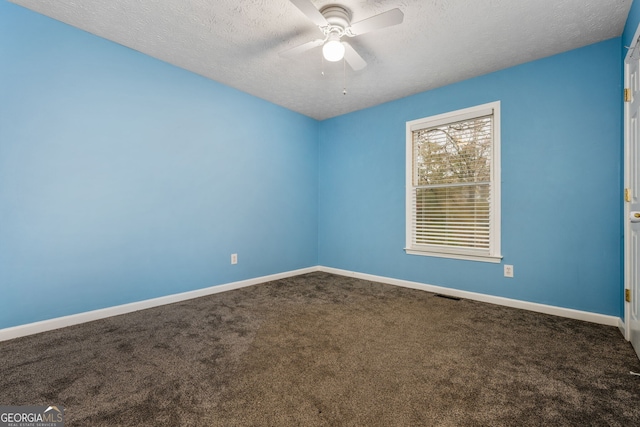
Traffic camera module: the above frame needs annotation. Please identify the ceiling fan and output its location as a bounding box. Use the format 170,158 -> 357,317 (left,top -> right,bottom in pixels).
281,0 -> 404,71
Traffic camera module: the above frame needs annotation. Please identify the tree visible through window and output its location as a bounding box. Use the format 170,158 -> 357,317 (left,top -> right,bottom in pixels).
406,102 -> 501,262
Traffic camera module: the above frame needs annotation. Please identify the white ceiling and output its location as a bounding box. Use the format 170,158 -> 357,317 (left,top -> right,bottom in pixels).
9,0 -> 633,120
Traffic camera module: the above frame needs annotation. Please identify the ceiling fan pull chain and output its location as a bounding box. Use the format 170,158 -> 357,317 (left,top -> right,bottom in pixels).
343,57 -> 347,95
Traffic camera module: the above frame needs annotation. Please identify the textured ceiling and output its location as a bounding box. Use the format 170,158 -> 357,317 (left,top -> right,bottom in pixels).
9,0 -> 633,120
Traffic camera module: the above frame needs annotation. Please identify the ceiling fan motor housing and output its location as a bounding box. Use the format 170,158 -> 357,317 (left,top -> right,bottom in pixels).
320,5 -> 351,36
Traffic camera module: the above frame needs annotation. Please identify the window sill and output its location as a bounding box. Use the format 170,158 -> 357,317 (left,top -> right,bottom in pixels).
404,248 -> 503,264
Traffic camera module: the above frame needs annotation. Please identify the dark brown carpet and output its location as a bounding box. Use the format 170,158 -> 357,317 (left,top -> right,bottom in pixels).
1,272 -> 639,426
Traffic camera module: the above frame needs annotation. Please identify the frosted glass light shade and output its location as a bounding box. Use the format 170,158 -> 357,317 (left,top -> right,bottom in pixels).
323,40 -> 345,62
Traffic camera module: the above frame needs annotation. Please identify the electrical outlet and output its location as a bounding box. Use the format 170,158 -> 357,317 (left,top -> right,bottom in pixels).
504,264 -> 514,278
231,253 -> 238,265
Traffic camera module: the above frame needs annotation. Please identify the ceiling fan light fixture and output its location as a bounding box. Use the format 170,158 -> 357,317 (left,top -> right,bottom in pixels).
323,38 -> 345,62
284,1 -> 404,71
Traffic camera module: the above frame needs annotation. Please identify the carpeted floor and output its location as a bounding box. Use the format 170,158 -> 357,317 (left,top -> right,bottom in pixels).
1,272 -> 639,426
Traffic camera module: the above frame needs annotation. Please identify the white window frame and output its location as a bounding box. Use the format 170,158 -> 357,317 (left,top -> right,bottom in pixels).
405,101 -> 502,263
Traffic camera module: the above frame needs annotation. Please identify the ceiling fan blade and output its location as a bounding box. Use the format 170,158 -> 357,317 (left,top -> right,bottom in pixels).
348,8 -> 404,36
290,0 -> 328,27
280,39 -> 324,57
343,42 -> 367,71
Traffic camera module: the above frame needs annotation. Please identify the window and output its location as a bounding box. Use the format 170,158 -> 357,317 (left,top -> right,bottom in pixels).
405,102 -> 501,263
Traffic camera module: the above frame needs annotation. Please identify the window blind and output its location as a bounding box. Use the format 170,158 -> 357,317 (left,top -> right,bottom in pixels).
410,115 -> 493,254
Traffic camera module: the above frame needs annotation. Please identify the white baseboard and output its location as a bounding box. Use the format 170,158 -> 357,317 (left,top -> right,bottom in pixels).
319,266 -> 621,327
0,266 -> 320,342
0,265 -> 622,342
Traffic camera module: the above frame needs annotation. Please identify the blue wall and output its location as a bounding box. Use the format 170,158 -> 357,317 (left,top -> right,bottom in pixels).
0,2 -> 318,329
318,38 -> 623,316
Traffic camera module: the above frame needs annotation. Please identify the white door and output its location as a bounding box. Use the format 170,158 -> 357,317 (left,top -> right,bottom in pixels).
625,38 -> 640,360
